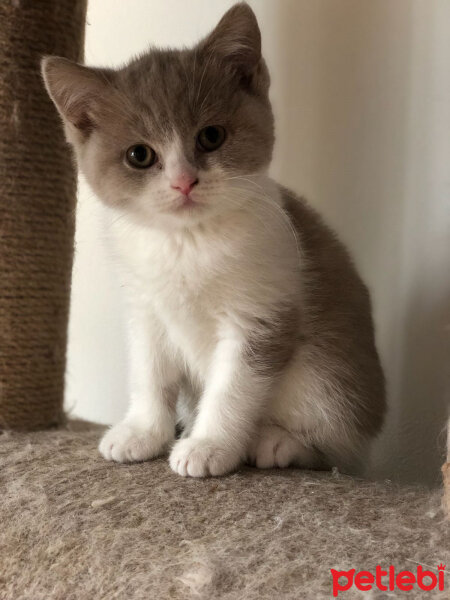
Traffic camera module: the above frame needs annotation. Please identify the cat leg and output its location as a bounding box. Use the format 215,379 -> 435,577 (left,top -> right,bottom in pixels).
169,326 -> 272,477
99,310 -> 179,463
257,343 -> 379,474
247,424 -> 323,469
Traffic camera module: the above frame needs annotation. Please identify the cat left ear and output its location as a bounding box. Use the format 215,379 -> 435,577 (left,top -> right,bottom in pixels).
200,3 -> 262,76
41,56 -> 111,138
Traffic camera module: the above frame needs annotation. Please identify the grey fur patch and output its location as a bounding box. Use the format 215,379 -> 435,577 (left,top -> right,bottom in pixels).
245,306 -> 301,378
281,189 -> 386,445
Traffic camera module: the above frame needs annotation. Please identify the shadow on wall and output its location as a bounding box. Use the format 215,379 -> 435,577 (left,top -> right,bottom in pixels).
393,282 -> 450,485
268,0 -> 449,485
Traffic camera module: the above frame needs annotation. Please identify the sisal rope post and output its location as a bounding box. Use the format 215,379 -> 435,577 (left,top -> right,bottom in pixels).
0,1 -> 87,430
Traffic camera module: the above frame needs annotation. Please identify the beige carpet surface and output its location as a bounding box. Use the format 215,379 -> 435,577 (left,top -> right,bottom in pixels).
1,422 -> 448,600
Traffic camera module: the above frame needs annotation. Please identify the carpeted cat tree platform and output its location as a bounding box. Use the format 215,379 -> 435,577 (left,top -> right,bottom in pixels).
0,3 -> 449,599
1,422 -> 449,599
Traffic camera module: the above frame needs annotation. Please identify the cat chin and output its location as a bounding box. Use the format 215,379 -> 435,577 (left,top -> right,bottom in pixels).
122,198 -> 237,231
112,205 -> 215,232
158,213 -> 211,230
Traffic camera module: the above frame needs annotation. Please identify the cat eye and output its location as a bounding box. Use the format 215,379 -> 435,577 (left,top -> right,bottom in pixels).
126,144 -> 157,169
197,126 -> 226,152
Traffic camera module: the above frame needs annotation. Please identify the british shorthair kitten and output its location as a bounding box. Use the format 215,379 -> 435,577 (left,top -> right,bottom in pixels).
42,3 -> 385,477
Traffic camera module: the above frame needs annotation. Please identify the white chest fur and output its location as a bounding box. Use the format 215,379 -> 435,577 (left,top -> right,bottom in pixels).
105,190 -> 300,377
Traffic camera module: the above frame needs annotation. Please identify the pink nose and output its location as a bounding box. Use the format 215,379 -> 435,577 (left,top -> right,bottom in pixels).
171,174 -> 198,196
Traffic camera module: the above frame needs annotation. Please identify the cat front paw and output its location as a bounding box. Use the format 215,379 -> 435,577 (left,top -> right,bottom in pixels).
169,437 -> 241,477
99,420 -> 172,463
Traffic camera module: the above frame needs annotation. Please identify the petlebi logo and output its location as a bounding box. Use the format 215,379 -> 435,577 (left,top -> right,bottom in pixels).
330,564 -> 446,597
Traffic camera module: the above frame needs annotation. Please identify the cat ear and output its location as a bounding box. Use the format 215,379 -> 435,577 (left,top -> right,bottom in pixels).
200,3 -> 262,75
41,56 -> 110,137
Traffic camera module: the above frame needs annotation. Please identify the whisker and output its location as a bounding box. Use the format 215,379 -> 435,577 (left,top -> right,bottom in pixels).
227,182 -> 301,262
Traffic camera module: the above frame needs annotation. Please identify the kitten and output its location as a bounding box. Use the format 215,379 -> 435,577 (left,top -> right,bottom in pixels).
42,3 -> 385,477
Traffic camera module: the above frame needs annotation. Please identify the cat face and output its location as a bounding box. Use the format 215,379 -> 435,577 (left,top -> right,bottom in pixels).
42,4 -> 274,228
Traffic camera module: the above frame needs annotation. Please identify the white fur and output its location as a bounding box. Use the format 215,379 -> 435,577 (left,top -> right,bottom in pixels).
247,424 -> 319,469
98,166 -> 306,476
164,136 -> 198,188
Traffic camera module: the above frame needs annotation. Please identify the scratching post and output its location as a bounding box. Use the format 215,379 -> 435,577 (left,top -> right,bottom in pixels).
0,1 -> 87,430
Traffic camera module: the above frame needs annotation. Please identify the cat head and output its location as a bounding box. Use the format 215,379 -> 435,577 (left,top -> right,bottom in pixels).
42,3 -> 274,229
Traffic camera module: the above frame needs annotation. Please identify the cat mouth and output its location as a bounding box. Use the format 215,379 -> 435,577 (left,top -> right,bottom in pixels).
173,195 -> 204,212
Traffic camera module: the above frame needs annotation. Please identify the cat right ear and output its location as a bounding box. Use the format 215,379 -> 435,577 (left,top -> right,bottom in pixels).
201,3 -> 261,71
41,56 -> 110,138
199,3 -> 269,93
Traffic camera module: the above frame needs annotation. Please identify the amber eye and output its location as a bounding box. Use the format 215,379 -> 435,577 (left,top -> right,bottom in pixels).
197,126 -> 226,152
126,144 -> 156,169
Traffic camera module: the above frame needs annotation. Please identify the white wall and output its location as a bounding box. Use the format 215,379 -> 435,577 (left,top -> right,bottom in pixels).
66,0 -> 450,485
